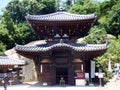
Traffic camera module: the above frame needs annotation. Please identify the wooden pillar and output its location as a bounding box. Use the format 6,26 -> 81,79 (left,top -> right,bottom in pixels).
68,50 -> 74,85
68,66 -> 75,85
50,65 -> 56,85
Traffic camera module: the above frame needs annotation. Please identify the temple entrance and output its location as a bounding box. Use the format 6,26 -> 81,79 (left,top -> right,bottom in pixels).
52,49 -> 71,85
56,67 -> 68,85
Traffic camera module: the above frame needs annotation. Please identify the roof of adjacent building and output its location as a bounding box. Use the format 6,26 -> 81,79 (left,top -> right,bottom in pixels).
26,12 -> 96,21
0,56 -> 27,65
15,42 -> 108,52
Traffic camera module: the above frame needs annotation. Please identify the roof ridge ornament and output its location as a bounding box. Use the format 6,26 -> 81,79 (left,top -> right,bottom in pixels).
15,43 -> 18,46
60,39 -> 63,43
26,13 -> 30,16
57,5 -> 65,12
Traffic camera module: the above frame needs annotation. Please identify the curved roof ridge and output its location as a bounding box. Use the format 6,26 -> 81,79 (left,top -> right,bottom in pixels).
26,12 -> 95,17
15,43 -> 108,52
25,12 -> 96,21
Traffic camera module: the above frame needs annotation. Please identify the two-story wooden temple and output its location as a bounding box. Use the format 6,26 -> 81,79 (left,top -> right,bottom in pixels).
15,12 -> 108,86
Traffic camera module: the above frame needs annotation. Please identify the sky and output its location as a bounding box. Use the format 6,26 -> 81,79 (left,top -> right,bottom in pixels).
0,0 -> 10,15
0,0 -> 105,15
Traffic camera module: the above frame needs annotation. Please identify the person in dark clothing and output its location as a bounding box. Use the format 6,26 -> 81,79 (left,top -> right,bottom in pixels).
2,73 -> 9,90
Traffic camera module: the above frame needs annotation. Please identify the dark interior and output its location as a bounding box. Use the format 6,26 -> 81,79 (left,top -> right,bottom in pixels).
56,67 -> 68,84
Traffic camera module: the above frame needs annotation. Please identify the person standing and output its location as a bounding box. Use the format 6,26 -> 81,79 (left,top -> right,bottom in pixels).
114,63 -> 119,81
119,67 -> 120,79
60,77 -> 65,86
2,73 -> 9,90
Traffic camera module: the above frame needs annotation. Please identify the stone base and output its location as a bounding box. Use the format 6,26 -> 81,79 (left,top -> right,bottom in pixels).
75,79 -> 86,86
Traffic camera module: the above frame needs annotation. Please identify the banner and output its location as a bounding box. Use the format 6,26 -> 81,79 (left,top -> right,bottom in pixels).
91,61 -> 95,78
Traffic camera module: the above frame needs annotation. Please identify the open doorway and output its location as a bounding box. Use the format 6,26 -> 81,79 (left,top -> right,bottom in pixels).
56,67 -> 68,85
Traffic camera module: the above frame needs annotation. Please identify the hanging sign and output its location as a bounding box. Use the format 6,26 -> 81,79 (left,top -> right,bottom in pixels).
76,72 -> 85,79
85,73 -> 89,80
98,73 -> 104,78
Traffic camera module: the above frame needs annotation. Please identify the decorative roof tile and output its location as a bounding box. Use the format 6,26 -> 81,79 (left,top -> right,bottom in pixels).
26,12 -> 96,21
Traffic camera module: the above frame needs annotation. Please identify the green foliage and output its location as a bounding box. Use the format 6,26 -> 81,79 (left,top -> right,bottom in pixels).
66,0 -> 71,6
107,4 -> 120,38
84,26 -> 107,44
6,0 -> 56,23
0,10 -> 38,49
40,0 -> 56,14
55,0 -> 61,10
0,11 -> 16,49
17,22 -> 38,44
69,0 -> 99,14
0,42 -> 6,56
95,35 -> 120,81
69,4 -> 86,14
99,0 -> 116,15
98,0 -> 120,38
104,71 -> 113,82
98,16 -> 108,25
65,0 -> 72,11
95,53 -> 108,70
2,11 -> 16,35
75,0 -> 89,5
107,36 -> 120,63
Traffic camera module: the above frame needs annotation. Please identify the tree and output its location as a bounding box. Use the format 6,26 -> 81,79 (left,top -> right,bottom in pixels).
6,0 -> 56,23
0,24 -> 9,43
66,0 -> 72,6
106,36 -> 120,63
0,42 -> 6,55
56,0 -> 61,10
1,10 -> 38,49
6,0 -> 24,23
40,0 -> 56,14
65,0 -> 72,11
17,22 -> 38,44
69,0 -> 99,14
98,0 -> 120,38
99,0 -> 116,15
75,0 -> 89,5
83,26 -> 108,44
69,4 -> 86,14
0,11 -> 15,49
107,4 -> 120,38
0,24 -> 7,55
94,35 -> 120,81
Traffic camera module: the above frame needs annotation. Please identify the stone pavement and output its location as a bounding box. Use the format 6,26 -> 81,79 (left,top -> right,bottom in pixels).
103,77 -> 120,90
0,78 -> 120,90
0,85 -> 105,90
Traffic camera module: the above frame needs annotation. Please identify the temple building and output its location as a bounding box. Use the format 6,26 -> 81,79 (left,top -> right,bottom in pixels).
15,12 -> 108,86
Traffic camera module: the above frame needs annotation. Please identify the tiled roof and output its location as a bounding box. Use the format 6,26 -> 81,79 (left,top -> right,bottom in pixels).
25,12 -> 96,21
0,56 -> 26,65
15,43 -> 108,52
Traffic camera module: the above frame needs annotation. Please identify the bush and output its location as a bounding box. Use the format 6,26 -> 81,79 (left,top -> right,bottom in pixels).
104,71 -> 113,82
